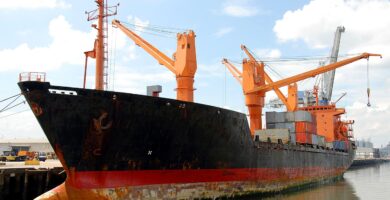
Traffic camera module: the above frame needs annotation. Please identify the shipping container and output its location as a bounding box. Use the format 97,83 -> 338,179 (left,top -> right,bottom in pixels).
272,122 -> 295,133
345,140 -> 350,150
266,123 -> 276,129
265,112 -> 276,123
284,122 -> 295,133
267,122 -> 295,132
317,136 -> 325,147
326,142 -> 334,149
311,134 -> 318,145
295,121 -> 316,133
255,129 -> 290,144
285,112 -> 295,122
290,133 -> 296,145
295,132 -> 312,144
266,112 -> 285,123
274,123 -> 285,129
295,122 -> 305,133
294,110 -> 312,122
341,141 -> 346,150
333,141 -> 346,150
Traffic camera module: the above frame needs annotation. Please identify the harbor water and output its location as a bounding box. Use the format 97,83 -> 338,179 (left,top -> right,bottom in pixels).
259,162 -> 390,200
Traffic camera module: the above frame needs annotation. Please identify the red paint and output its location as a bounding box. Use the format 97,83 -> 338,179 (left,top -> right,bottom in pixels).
295,121 -> 316,133
296,132 -> 312,144
68,167 -> 346,189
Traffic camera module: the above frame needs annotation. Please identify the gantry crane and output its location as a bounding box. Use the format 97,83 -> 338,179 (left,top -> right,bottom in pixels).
112,20 -> 197,102
224,50 -> 381,136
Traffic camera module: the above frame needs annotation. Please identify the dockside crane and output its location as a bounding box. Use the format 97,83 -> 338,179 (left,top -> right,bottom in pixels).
112,20 -> 197,102
323,26 -> 345,102
224,50 -> 381,136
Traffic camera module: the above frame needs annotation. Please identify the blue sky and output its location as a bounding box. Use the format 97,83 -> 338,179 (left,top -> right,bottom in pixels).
0,0 -> 389,147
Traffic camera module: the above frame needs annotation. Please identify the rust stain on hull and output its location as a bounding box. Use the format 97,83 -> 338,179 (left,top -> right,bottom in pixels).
35,173 -> 344,200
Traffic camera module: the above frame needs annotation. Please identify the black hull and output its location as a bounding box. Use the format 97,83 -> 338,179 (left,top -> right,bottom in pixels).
19,81 -> 354,198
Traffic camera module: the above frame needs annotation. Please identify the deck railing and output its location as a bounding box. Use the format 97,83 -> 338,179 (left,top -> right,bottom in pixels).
19,72 -> 46,82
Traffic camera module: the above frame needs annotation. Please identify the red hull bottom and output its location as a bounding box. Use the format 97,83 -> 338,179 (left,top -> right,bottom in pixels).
36,167 -> 346,199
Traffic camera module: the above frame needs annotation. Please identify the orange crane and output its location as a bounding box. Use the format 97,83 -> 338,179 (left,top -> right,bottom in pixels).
222,57 -> 296,137
112,20 -> 197,102
247,53 -> 381,94
240,45 -> 298,111
222,58 -> 264,137
224,51 -> 381,136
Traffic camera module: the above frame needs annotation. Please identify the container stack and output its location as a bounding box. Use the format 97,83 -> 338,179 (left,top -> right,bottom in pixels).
266,111 -> 318,145
333,140 -> 347,151
311,134 -> 326,147
326,142 -> 334,149
254,129 -> 291,144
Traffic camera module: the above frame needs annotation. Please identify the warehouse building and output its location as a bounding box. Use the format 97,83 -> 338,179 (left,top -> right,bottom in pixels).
0,138 -> 54,155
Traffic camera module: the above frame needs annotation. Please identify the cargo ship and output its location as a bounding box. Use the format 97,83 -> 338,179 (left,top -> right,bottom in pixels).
17,1 -> 381,199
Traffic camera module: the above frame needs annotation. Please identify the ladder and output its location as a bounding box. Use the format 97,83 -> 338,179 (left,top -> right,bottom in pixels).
103,3 -> 109,90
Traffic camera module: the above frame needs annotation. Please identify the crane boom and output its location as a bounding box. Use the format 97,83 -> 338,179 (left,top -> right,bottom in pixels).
246,53 -> 382,94
222,59 -> 242,84
112,20 -> 176,73
324,26 -> 345,101
240,45 -> 296,111
112,19 -> 197,102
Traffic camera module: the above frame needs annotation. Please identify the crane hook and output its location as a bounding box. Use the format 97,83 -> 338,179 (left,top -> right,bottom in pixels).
366,58 -> 371,107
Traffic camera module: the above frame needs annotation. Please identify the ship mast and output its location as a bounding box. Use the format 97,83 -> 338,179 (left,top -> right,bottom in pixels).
85,0 -> 118,90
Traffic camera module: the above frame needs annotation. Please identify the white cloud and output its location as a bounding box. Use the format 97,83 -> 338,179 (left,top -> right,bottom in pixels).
198,62 -> 225,78
274,0 -> 390,53
273,0 -> 390,147
126,16 -> 150,34
346,102 -> 390,147
0,0 -> 71,10
215,27 -> 233,37
222,0 -> 259,17
0,15 -> 132,73
0,108 -> 45,139
0,15 -> 95,72
109,65 -> 174,95
223,5 -> 258,17
254,48 -> 282,59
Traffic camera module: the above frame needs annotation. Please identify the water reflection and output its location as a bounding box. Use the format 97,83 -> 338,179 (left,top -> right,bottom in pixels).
261,179 -> 358,200
344,162 -> 390,200
241,162 -> 390,200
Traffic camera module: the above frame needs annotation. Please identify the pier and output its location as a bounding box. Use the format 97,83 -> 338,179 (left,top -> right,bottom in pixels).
0,160 -> 65,200
350,158 -> 390,168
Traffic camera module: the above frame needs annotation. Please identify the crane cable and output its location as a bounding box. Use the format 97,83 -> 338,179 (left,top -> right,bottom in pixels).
1,94 -> 21,112
0,93 -> 26,114
0,93 -> 21,103
366,58 -> 371,107
120,21 -> 184,39
245,47 -> 285,79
